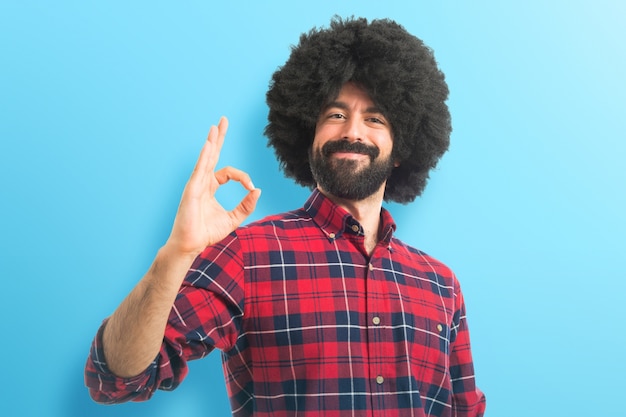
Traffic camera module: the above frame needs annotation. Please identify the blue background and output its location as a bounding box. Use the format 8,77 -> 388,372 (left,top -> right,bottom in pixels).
1,1 -> 625,416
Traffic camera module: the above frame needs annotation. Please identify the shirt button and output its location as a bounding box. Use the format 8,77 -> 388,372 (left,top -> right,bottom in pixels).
351,224 -> 359,233
437,324 -> 443,332
329,233 -> 336,239
372,316 -> 381,325
376,375 -> 384,384
368,263 -> 374,271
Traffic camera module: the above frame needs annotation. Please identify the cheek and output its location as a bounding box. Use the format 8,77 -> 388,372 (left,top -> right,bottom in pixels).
314,124 -> 333,139
375,134 -> 394,157
312,127 -> 335,151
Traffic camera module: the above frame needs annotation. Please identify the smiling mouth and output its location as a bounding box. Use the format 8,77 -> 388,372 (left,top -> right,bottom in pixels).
331,151 -> 368,159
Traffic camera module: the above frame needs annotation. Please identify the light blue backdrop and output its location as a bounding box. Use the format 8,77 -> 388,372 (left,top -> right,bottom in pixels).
1,1 -> 624,416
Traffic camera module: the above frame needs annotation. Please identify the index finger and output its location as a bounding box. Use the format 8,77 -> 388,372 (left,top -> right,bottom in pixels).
214,166 -> 256,191
193,116 -> 229,178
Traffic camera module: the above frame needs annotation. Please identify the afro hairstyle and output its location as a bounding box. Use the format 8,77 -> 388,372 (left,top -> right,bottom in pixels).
265,17 -> 451,203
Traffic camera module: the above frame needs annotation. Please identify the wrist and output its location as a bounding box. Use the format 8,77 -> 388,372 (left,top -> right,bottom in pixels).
159,240 -> 204,264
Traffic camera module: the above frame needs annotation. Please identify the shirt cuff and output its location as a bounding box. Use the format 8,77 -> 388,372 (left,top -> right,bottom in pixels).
85,320 -> 158,404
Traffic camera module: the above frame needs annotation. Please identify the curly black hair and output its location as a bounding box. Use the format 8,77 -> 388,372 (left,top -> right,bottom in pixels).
265,17 -> 451,203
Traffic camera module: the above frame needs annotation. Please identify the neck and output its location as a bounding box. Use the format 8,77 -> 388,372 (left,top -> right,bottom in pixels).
318,185 -> 385,255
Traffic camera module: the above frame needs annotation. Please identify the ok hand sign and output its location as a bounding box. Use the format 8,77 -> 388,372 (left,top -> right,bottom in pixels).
165,117 -> 261,258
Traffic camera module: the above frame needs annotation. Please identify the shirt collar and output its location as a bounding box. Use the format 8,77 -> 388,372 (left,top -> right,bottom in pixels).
303,189 -> 397,244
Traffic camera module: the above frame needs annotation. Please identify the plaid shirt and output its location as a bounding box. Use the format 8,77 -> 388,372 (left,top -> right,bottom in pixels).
86,190 -> 485,416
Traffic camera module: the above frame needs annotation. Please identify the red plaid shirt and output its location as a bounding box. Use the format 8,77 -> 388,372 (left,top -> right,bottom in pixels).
86,190 -> 485,416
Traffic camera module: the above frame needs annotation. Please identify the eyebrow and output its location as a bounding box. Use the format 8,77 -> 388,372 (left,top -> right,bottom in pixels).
323,101 -> 384,115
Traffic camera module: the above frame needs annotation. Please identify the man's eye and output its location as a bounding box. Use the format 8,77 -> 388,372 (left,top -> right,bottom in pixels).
368,117 -> 385,124
329,113 -> 345,119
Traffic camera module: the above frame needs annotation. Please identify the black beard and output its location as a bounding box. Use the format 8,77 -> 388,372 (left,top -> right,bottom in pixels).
309,139 -> 395,201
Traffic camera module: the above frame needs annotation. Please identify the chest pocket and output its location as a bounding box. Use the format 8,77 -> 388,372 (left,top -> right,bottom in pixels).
372,265 -> 455,363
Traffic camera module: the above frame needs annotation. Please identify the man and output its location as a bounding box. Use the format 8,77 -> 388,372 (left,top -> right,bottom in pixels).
85,17 -> 486,416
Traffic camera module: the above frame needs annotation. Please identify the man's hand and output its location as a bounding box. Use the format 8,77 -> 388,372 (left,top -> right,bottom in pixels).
165,116 -> 261,258
102,117 -> 260,378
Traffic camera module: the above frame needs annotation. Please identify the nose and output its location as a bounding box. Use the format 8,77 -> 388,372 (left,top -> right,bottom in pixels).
340,117 -> 363,142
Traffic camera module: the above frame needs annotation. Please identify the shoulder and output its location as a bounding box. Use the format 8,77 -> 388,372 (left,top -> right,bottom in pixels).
390,237 -> 459,284
236,208 -> 314,238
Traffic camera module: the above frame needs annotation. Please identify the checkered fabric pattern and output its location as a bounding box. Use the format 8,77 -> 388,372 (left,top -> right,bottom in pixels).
86,190 -> 485,416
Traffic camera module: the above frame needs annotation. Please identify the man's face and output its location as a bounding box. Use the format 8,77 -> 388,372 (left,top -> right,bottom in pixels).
310,82 -> 395,201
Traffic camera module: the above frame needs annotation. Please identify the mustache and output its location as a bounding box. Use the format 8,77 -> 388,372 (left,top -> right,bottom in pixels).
321,140 -> 380,159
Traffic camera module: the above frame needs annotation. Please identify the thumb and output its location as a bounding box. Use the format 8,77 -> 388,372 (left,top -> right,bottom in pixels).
229,188 -> 262,226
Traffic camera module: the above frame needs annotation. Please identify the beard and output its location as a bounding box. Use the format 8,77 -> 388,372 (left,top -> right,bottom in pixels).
309,139 -> 395,201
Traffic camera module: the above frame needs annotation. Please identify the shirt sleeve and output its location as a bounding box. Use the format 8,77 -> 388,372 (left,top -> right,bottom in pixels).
84,232 -> 245,404
449,281 -> 487,416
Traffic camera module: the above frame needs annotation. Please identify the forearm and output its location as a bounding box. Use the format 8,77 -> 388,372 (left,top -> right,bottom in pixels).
102,245 -> 198,378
